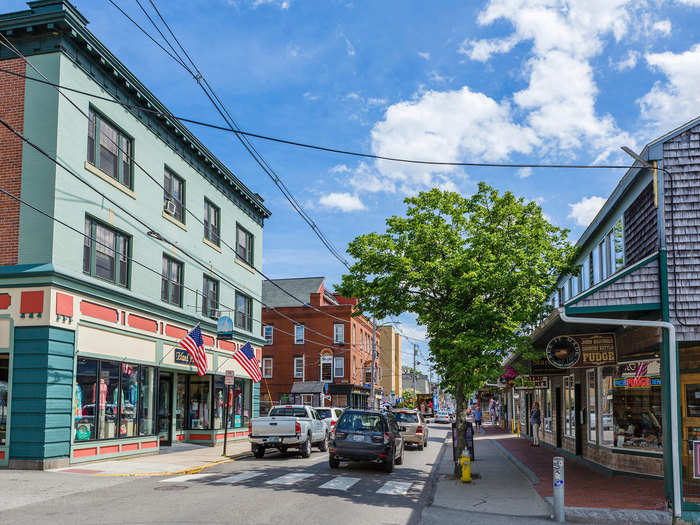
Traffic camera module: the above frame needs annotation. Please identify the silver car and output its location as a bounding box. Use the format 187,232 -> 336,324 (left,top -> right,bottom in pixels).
391,409 -> 428,450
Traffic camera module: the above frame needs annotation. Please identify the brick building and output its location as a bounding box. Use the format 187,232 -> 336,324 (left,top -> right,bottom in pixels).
260,277 -> 381,410
379,325 -> 402,401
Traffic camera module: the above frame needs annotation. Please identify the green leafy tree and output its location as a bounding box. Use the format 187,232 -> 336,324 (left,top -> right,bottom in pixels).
338,183 -> 575,462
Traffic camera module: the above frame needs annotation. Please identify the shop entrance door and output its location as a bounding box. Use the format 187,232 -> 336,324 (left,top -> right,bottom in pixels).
574,382 -> 583,456
158,373 -> 173,447
680,373 -> 700,502
555,386 -> 562,448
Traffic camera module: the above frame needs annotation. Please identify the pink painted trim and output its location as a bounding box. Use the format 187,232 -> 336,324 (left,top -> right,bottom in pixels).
80,301 -> 118,323
73,447 -> 97,458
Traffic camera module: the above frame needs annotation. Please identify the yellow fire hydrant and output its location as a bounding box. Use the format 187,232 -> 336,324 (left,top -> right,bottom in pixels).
460,456 -> 472,483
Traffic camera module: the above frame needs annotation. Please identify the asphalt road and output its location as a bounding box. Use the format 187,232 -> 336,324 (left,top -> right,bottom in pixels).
0,424 -> 451,525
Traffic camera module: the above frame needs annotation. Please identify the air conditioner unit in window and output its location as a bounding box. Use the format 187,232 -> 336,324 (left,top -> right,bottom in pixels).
164,199 -> 177,216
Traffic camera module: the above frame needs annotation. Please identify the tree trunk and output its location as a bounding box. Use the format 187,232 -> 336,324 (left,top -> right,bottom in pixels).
454,382 -> 467,476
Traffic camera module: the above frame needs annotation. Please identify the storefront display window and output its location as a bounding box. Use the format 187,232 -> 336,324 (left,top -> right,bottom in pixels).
612,360 -> 662,450
98,361 -> 120,439
214,375 -> 225,430
587,370 -> 597,443
600,367 -> 614,446
564,376 -> 575,438
544,388 -> 552,433
233,378 -> 251,428
139,366 -> 156,436
0,355 -> 7,446
120,364 -> 138,438
176,375 -> 186,431
189,377 -> 211,429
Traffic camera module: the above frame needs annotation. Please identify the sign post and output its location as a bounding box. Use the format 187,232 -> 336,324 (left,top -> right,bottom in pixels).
223,371 -> 235,456
553,456 -> 565,522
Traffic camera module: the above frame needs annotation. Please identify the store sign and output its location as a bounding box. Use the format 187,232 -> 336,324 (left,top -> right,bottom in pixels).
174,348 -> 194,365
614,377 -> 661,388
531,358 -> 568,376
618,359 -> 660,378
217,315 -> 234,341
545,333 -> 616,369
225,370 -> 235,385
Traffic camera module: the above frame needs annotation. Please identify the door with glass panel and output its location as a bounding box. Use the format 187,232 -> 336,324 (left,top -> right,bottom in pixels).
158,373 -> 173,447
681,373 -> 700,502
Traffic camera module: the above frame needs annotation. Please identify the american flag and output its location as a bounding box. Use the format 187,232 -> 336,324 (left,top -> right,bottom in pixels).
233,342 -> 262,383
635,361 -> 650,379
122,363 -> 134,376
179,325 -> 207,376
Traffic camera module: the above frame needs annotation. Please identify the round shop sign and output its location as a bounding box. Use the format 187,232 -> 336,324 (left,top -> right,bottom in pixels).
546,336 -> 581,369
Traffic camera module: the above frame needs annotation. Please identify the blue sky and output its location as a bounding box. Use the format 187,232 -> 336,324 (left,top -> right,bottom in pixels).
9,0 -> 700,371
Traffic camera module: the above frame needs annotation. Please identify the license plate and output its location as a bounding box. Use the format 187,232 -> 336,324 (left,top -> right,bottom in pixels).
352,434 -> 365,442
267,437 -> 280,443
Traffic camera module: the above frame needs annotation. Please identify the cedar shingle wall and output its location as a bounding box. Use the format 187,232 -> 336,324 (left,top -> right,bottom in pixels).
574,263 -> 660,308
624,183 -> 657,265
663,125 -> 700,340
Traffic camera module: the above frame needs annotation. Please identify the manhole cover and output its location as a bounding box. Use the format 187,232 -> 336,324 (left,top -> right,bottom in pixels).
154,485 -> 189,491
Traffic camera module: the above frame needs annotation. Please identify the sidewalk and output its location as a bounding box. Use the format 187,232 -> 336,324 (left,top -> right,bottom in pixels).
51,438 -> 251,477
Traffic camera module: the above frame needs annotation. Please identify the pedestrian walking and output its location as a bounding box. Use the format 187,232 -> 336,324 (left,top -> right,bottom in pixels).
473,405 -> 483,433
530,402 -> 541,446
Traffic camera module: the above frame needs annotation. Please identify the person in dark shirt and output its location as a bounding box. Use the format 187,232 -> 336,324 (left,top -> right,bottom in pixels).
530,402 -> 541,447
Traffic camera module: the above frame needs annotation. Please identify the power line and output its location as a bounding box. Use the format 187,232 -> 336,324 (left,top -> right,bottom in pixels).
0,66 -> 643,173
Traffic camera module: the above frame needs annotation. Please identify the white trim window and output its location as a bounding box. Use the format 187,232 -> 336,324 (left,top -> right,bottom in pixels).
334,323 -> 344,344
294,356 -> 304,379
320,354 -> 333,382
263,325 -> 273,345
262,357 -> 273,379
352,324 -> 356,346
334,356 -> 344,378
294,324 -> 304,345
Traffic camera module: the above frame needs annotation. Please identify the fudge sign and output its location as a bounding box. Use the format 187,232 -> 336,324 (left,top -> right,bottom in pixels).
545,333 -> 616,369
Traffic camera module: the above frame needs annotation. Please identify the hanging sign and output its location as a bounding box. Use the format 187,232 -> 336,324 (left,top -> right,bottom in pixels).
544,333 -> 616,369
174,348 -> 194,365
217,315 -> 234,341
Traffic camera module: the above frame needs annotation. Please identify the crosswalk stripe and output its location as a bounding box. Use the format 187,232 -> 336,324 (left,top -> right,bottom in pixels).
211,472 -> 264,484
265,472 -> 314,485
159,473 -> 216,483
376,480 -> 413,495
318,476 -> 361,491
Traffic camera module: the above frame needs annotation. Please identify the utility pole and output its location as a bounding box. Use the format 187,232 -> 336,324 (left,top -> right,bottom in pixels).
370,318 -> 377,409
413,344 -> 418,394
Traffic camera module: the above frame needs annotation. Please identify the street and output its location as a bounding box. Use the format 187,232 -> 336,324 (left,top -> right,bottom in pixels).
0,425 -> 450,525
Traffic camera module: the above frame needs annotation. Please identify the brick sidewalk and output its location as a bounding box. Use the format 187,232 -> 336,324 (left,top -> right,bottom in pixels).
481,425 -> 666,511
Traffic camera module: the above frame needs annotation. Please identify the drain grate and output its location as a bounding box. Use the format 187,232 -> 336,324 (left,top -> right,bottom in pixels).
154,485 -> 189,491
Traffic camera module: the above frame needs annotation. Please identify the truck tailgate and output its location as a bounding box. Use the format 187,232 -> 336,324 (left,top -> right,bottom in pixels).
251,417 -> 298,437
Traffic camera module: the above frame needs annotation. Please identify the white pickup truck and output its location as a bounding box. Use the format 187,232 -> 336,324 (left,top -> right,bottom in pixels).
250,405 -> 329,458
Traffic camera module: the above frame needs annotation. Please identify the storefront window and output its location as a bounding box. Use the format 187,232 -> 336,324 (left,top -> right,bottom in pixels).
600,367 -> 614,446
119,363 -> 138,437
564,376 -> 572,437
612,360 -> 662,450
176,375 -> 186,431
544,388 -> 552,432
189,377 -> 211,429
75,358 -> 97,441
229,378 -> 251,428
98,361 -> 120,439
213,375 -> 225,430
587,370 -> 597,443
0,355 -> 7,446
139,366 -> 156,436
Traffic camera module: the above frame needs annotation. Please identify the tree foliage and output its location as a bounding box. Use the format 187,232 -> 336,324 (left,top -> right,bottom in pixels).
338,183 -> 576,457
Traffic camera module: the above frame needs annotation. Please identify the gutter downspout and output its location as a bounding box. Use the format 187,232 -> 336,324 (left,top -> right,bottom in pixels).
558,308 -> 680,519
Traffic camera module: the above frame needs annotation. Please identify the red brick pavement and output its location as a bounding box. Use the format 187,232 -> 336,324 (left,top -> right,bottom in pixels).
482,425 -> 667,510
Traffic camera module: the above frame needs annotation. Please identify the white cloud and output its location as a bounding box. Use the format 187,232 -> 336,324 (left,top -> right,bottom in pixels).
345,92 -> 360,100
639,44 -> 700,130
428,70 -> 447,83
652,19 -> 672,36
303,92 -> 319,101
319,192 -> 366,212
236,0 -> 290,9
459,35 -> 519,62
339,32 -> 356,56
568,196 -> 606,226
330,164 -> 351,174
516,167 -> 532,178
677,0 -> 700,5
367,97 -> 388,106
418,51 -> 431,60
614,50 -> 639,71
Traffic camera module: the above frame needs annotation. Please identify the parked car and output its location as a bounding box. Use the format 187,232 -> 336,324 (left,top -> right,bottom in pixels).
250,405 -> 328,458
314,407 -> 344,432
434,410 -> 451,424
391,408 -> 428,450
329,409 -> 405,473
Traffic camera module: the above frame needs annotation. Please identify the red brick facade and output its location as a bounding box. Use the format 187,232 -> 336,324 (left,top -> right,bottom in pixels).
0,58 -> 26,265
261,299 -> 381,409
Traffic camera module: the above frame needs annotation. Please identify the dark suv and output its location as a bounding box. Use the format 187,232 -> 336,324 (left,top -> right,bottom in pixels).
328,409 -> 405,473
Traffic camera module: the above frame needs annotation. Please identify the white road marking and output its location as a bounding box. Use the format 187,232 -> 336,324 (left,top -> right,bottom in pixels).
211,472 -> 264,484
159,473 -> 216,483
376,481 -> 413,495
318,476 -> 360,491
265,472 -> 314,485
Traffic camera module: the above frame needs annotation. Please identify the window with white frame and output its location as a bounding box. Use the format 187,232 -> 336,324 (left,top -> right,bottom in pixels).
262,358 -> 273,378
592,245 -> 601,284
294,325 -> 304,345
294,356 -> 304,378
587,369 -> 597,443
334,356 -> 344,378
352,324 -> 356,345
320,354 -> 333,382
564,376 -> 574,437
364,366 -> 372,384
334,323 -> 344,344
300,394 -> 312,406
263,325 -> 273,345
581,256 -> 591,291
598,239 -> 607,280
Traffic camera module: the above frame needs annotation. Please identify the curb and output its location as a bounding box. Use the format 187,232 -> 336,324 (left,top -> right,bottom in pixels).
490,439 -> 540,484
92,450 -> 252,478
543,498 -> 672,525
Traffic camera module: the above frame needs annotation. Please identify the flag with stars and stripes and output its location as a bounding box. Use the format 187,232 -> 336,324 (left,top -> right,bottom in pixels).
233,342 -> 262,383
179,325 -> 207,376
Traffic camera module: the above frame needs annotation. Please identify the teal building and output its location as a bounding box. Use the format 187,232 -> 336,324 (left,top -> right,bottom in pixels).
0,1 -> 270,468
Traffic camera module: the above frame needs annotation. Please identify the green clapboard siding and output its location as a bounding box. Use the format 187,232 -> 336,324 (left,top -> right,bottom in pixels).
10,326 -> 74,460
252,382 -> 260,418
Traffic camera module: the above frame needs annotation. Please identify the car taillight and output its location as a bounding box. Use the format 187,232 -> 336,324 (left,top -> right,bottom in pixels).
331,420 -> 336,426
248,422 -> 252,434
295,421 -> 301,434
416,425 -> 423,434
383,432 -> 391,445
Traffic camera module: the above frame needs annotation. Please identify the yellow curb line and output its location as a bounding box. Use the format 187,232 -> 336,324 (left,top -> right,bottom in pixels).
93,455 -> 241,478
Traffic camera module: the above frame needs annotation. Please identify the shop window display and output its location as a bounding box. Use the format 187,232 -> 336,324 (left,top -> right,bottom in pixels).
1,355 -> 9,445
227,378 -> 251,428
139,366 -> 156,436
600,367 -> 614,446
214,375 -> 225,430
189,377 -> 210,429
119,363 -> 138,437
98,361 -> 120,439
587,370 -> 597,443
543,388 -> 552,433
612,360 -> 662,450
176,375 -> 186,431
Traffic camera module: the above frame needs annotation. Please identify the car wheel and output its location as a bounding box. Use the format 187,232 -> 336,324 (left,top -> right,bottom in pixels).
396,444 -> 404,465
318,432 -> 329,452
329,455 -> 340,469
300,436 -> 312,458
383,449 -> 395,473
253,445 -> 265,459
278,446 -> 288,454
